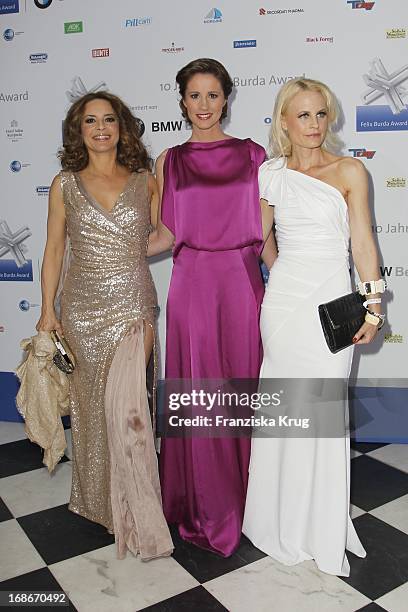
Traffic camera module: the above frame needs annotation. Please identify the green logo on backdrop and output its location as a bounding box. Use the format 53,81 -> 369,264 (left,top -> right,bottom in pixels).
64,21 -> 83,34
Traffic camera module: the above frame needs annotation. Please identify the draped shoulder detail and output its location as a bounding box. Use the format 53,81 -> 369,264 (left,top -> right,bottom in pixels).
258,157 -> 287,206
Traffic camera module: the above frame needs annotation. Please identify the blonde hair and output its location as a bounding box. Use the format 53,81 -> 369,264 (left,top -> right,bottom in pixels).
269,78 -> 342,158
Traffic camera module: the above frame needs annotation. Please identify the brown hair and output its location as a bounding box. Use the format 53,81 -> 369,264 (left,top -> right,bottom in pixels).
58,92 -> 152,172
176,58 -> 233,123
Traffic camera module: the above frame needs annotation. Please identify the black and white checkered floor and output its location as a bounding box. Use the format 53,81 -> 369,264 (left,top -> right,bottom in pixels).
1,422 -> 408,612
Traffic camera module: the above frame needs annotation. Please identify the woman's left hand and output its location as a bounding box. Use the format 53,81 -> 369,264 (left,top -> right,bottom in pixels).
352,321 -> 379,345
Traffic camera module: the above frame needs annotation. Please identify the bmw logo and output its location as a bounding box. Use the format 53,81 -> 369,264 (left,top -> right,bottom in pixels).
19,300 -> 30,312
264,117 -> 272,124
34,0 -> 53,8
136,118 -> 145,137
3,28 -> 14,41
10,160 -> 22,173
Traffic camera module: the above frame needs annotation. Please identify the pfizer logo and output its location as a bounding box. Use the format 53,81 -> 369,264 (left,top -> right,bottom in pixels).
19,300 -> 30,312
10,160 -> 22,173
3,28 -> 14,42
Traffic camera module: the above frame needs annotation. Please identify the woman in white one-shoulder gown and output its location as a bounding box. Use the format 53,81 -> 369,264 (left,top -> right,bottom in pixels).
243,78 -> 385,576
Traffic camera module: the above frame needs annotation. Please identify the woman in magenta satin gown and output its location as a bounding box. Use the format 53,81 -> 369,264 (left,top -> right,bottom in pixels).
148,58 -> 270,556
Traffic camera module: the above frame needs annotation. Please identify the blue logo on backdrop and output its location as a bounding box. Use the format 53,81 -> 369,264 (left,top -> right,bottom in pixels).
0,220 -> 33,282
10,160 -> 21,172
34,0 -> 52,8
29,52 -> 48,63
3,28 -> 14,41
36,186 -> 50,195
125,17 -> 152,27
19,299 -> 30,311
204,8 -> 222,23
357,58 -> 408,132
0,1 -> 19,15
233,40 -> 257,48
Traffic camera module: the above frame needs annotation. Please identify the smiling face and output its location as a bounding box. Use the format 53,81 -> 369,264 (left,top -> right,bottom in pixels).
281,89 -> 329,151
182,72 -> 227,132
80,98 -> 120,154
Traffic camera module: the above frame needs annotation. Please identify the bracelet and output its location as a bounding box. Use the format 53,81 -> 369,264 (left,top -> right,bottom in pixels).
363,297 -> 381,309
365,311 -> 385,329
357,279 -> 387,296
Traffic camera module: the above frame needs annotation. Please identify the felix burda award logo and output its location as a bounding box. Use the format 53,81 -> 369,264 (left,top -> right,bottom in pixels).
356,58 -> 408,131
0,219 -> 33,281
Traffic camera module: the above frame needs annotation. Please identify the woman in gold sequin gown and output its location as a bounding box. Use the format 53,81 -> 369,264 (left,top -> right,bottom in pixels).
36,92 -> 173,560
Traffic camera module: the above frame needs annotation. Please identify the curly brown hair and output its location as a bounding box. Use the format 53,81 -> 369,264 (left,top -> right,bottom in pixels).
58,92 -> 152,172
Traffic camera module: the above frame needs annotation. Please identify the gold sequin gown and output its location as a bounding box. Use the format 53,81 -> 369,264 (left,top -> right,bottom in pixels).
59,170 -> 173,559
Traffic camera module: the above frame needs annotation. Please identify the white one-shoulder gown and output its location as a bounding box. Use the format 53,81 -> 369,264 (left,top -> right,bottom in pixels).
243,158 -> 366,576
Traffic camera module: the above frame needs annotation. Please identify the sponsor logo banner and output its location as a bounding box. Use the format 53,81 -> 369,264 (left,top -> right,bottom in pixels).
64,21 -> 83,34
204,8 -> 222,23
36,186 -> 50,195
29,52 -> 48,63
348,148 -> 376,159
92,48 -> 109,58
233,39 -> 257,48
0,1 -> 19,15
5,120 -> 23,142
347,1 -> 375,9
125,17 -> 151,27
386,178 -> 406,188
0,260 -> 33,281
386,28 -> 406,39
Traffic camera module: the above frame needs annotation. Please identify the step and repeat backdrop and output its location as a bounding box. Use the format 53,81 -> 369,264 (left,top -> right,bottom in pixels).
0,0 -> 407,435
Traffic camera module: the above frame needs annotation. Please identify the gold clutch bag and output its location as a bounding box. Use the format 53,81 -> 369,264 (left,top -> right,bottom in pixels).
50,330 -> 76,374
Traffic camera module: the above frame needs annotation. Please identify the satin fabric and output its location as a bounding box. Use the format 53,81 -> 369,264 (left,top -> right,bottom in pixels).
160,138 -> 266,556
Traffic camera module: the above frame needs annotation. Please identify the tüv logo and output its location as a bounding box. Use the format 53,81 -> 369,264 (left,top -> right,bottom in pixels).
10,160 -> 21,172
348,148 -> 376,159
347,1 -> 375,9
3,28 -> 14,41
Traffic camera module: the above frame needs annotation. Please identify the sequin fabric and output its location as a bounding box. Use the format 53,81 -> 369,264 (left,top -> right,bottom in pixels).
60,171 -> 157,530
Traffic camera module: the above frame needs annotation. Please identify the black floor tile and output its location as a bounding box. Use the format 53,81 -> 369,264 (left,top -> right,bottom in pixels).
141,586 -> 228,611
0,496 -> 13,521
0,567 -> 77,611
17,504 -> 114,565
343,513 -> 408,600
169,525 -> 266,583
351,455 -> 408,511
351,442 -> 389,454
355,604 -> 389,612
0,439 -> 69,478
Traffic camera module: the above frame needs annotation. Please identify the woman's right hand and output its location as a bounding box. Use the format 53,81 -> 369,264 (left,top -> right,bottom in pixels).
36,309 -> 63,334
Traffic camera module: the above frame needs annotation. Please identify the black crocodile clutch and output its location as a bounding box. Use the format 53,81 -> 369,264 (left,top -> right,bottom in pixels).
318,291 -> 366,354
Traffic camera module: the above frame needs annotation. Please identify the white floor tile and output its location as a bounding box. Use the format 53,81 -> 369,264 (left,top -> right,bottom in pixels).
370,494 -> 408,536
0,421 -> 27,445
367,444 -> 408,473
0,520 -> 46,581
350,504 -> 366,519
204,557 -> 370,612
376,581 -> 408,612
49,544 -> 199,612
0,462 -> 72,518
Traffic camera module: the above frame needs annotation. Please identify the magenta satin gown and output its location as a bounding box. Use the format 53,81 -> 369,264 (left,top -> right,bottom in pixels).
159,137 -> 266,556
